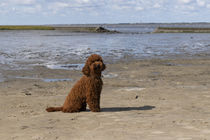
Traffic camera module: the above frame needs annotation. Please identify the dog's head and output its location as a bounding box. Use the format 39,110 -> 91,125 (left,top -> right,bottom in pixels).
82,54 -> 106,76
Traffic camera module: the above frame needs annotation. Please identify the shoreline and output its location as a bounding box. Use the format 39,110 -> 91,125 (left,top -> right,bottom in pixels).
0,25 -> 118,33
154,27 -> 210,33
1,54 -> 210,83
2,24 -> 210,33
0,25 -> 55,30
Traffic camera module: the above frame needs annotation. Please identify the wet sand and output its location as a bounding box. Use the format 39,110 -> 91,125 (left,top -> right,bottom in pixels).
0,58 -> 210,140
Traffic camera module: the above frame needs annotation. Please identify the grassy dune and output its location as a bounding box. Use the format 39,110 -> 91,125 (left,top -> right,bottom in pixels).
0,25 -> 117,33
154,27 -> 210,33
0,26 -> 55,30
54,26 -> 118,33
54,27 -> 98,32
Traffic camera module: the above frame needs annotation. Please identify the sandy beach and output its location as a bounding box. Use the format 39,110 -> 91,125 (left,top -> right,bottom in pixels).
0,58 -> 210,140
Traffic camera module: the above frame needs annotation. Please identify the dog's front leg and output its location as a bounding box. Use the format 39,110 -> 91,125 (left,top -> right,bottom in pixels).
86,91 -> 100,112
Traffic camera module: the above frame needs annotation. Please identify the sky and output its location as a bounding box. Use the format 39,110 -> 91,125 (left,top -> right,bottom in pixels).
0,0 -> 210,25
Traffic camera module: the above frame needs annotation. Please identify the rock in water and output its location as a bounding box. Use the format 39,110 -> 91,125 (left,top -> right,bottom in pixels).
95,26 -> 110,33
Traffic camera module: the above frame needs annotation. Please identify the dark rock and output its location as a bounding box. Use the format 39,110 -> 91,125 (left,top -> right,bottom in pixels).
95,26 -> 109,32
95,26 -> 119,33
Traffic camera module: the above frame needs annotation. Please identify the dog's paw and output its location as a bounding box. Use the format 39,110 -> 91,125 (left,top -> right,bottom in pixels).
91,108 -> 100,112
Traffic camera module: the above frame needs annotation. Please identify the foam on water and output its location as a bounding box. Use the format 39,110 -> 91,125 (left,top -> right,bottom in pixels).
103,73 -> 118,78
42,78 -> 73,82
46,63 -> 84,70
118,87 -> 145,92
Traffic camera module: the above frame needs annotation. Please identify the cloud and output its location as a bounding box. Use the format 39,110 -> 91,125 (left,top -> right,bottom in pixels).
135,6 -> 144,11
77,0 -> 90,3
112,5 -> 131,10
22,4 -> 42,13
48,2 -> 69,13
0,2 -> 7,7
178,0 -> 192,4
9,0 -> 36,5
46,1 -> 103,14
196,0 -> 205,6
153,3 -> 161,8
109,0 -> 155,11
0,0 -> 210,24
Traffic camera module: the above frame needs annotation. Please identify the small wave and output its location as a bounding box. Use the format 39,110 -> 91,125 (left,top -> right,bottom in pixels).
42,78 -> 73,82
43,35 -> 74,36
103,73 -> 118,78
46,63 -> 84,70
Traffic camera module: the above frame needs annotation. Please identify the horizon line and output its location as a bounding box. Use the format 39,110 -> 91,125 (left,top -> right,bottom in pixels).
1,22 -> 210,26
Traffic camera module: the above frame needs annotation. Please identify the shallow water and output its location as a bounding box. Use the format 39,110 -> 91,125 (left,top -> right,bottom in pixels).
14,76 -> 73,82
0,24 -> 210,71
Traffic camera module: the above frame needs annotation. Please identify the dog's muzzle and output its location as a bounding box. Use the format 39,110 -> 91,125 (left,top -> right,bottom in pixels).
95,64 -> 101,70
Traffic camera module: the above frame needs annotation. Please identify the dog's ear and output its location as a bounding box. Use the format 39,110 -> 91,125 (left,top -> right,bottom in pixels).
82,63 -> 90,76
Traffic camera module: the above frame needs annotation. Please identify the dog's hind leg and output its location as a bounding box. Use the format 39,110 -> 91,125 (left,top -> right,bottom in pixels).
62,102 -> 84,113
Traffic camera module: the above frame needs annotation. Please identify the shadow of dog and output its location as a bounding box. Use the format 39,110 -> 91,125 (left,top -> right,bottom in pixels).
101,105 -> 155,112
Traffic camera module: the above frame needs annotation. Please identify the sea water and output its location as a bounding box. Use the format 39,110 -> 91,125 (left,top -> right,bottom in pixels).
0,24 -> 210,71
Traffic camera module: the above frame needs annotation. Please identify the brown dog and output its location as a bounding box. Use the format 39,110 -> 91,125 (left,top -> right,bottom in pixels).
46,54 -> 106,113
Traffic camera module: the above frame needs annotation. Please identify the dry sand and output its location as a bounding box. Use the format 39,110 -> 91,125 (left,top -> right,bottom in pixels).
0,58 -> 210,140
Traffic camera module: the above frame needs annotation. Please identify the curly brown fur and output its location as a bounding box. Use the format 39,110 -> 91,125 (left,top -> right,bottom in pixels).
46,54 -> 106,113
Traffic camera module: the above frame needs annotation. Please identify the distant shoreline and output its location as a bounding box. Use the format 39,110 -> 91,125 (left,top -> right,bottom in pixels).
0,25 -> 55,30
153,27 -> 210,33
0,25 -> 118,33
1,24 -> 210,33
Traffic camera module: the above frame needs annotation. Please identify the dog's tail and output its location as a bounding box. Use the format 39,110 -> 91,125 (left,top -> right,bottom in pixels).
46,106 -> 63,112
